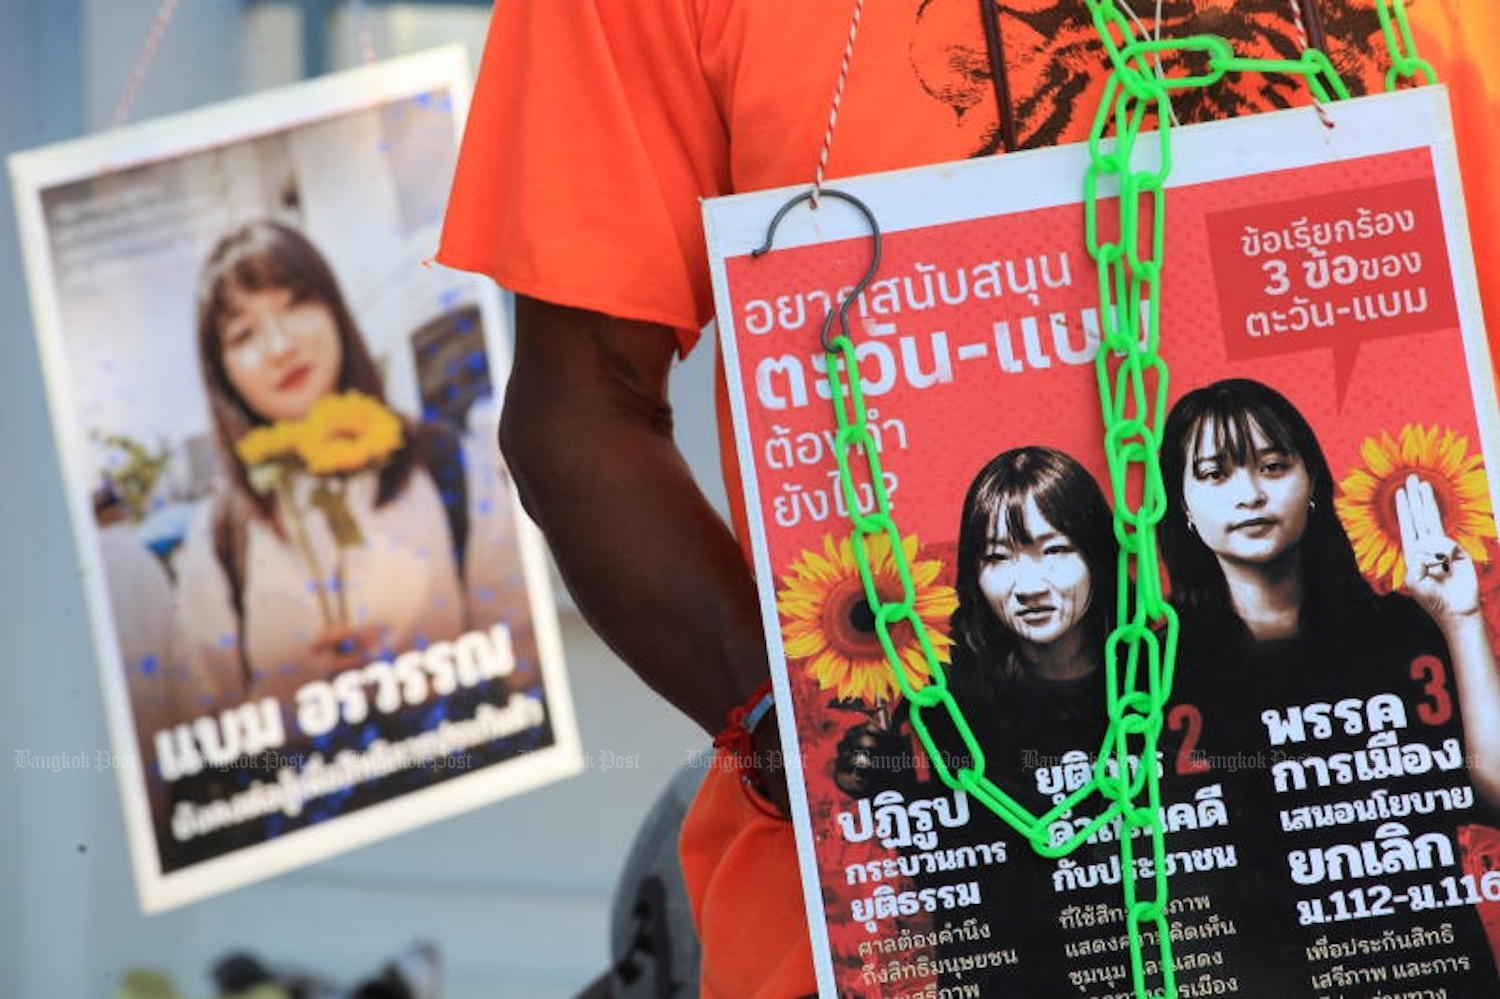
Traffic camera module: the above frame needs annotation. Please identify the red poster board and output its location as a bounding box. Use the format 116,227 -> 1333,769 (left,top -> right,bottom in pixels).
707,87 -> 1500,997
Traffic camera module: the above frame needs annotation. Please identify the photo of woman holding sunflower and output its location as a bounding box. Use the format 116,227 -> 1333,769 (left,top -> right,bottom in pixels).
16,64 -> 580,909
144,214 -> 558,870
138,219 -> 558,870
1159,376 -> 1500,991
169,219 -> 521,711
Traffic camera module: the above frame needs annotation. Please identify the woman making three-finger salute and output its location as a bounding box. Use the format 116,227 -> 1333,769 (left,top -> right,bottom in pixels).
1159,377 -> 1500,993
1398,471 -> 1500,804
1160,379 -> 1500,800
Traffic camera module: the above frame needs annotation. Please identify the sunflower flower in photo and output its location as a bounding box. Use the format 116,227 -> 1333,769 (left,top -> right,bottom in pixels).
235,421 -> 303,466
231,391 -> 406,629
295,390 -> 404,475
1336,424 -> 1495,590
235,421 -> 306,495
778,532 -> 957,707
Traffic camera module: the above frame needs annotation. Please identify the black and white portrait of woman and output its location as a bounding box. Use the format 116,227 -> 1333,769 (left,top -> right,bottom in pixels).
1159,376 -> 1500,992
914,445 -> 1120,992
942,446 -> 1118,793
1160,376 -> 1500,803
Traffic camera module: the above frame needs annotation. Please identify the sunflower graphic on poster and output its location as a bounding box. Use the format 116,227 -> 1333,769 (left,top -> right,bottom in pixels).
1337,424 -> 1495,591
777,532 -> 957,717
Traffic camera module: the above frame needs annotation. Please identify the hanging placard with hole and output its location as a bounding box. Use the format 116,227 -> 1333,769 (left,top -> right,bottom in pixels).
703,81 -> 1500,998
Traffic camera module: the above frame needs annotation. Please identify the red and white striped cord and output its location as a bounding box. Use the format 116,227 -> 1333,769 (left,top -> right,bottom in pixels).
109,0 -> 180,130
1288,0 -> 1337,128
812,0 -> 866,208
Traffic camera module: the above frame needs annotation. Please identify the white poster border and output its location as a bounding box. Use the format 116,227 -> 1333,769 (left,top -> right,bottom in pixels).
9,45 -> 584,914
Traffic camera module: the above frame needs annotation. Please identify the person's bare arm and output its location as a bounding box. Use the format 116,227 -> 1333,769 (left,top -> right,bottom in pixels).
499,296 -> 785,804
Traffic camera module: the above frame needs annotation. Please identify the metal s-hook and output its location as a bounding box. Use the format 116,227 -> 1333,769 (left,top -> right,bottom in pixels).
751,188 -> 883,351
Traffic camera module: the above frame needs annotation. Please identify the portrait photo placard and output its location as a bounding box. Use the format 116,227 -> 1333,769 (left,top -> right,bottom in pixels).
10,46 -> 582,913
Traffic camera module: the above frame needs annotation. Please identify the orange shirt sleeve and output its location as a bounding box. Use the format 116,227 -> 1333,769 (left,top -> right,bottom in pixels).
437,0 -> 731,355
680,764 -> 817,998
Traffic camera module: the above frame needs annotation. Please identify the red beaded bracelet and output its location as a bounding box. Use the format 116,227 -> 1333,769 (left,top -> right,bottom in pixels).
711,679 -> 783,817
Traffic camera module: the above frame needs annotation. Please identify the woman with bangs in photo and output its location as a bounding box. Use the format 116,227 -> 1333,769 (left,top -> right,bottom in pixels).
1159,377 -> 1500,992
942,445 -> 1118,802
905,445 -> 1121,991
171,219 -> 516,711
153,221 -> 533,867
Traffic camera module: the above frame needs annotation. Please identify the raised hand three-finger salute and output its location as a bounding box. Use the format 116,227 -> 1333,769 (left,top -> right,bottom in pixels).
1396,472 -> 1500,806
1396,472 -> 1482,624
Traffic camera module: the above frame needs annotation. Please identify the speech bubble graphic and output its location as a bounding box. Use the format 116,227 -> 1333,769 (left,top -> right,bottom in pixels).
1205,178 -> 1458,408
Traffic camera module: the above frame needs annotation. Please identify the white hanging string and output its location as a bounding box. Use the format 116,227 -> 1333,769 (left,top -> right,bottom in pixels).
811,0 -> 866,208
1113,0 -> 1183,128
109,0 -> 181,130
1288,0 -> 1337,128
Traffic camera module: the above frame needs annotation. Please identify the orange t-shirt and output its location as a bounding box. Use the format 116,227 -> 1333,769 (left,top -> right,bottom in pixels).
438,3 -> 1499,996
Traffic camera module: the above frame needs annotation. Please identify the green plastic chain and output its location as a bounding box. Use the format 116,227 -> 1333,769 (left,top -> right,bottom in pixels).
804,2 -> 1428,995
